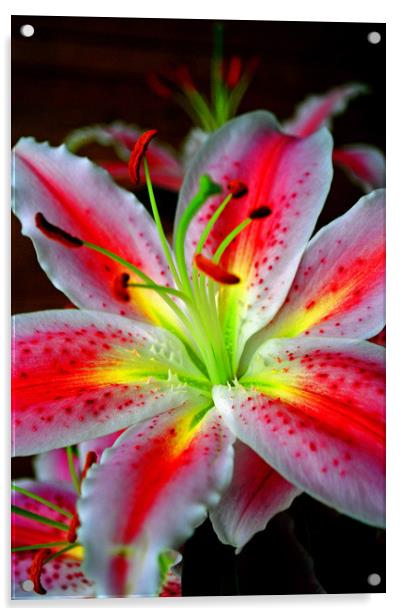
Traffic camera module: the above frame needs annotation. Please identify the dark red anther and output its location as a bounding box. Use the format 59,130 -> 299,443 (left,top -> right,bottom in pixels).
113,273 -> 130,302
249,206 -> 272,219
81,451 -> 98,483
29,548 -> 52,595
35,213 -> 83,248
128,129 -> 158,185
227,180 -> 248,198
194,254 -> 240,285
226,56 -> 242,89
67,511 -> 80,544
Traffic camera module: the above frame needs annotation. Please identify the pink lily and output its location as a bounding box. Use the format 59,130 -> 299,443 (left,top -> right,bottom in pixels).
12,110 -> 385,596
66,84 -> 384,195
12,436 -> 181,598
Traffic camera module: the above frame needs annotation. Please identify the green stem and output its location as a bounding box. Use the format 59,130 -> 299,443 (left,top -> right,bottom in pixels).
185,90 -> 217,132
12,484 -> 73,520
11,505 -> 70,531
194,193 -> 232,256
12,541 -> 70,552
66,446 -> 81,494
143,159 -> 181,288
126,283 -> 190,302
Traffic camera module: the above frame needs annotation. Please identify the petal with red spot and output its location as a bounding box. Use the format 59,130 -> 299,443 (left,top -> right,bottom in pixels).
257,189 -> 385,343
12,552 -> 94,599
12,310 -> 209,456
12,138 -> 177,326
214,337 -> 385,527
175,111 -> 333,365
78,405 -> 234,597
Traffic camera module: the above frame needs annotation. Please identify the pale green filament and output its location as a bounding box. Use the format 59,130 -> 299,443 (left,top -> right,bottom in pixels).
11,505 -> 70,532
194,193 -> 233,256
143,159 -> 181,287
12,541 -> 72,553
174,174 -> 221,294
213,217 -> 252,263
12,484 -> 73,519
125,282 -> 190,301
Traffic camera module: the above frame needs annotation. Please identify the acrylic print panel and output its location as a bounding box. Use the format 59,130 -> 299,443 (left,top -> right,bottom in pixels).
11,16 -> 385,598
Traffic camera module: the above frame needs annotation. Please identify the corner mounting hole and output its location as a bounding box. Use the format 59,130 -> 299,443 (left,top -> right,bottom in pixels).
20,24 -> 35,38
367,572 -> 381,586
22,579 -> 34,592
368,31 -> 381,44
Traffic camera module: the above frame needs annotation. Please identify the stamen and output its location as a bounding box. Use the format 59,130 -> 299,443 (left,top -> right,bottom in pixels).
81,451 -> 98,482
35,213 -> 83,248
67,512 -> 80,544
174,174 -> 221,293
29,548 -> 52,595
194,254 -> 240,285
128,129 -> 158,185
227,180 -> 248,198
249,205 -> 272,219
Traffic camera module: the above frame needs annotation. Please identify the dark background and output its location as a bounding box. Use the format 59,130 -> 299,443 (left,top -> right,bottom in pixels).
11,16 -> 385,596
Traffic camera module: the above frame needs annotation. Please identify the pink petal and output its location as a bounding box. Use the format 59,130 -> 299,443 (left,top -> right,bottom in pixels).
78,405 -> 234,597
214,337 -> 385,527
12,137 -> 176,324
34,449 -> 80,483
210,440 -> 301,552
12,553 -> 94,598
78,430 -> 124,464
12,480 -> 76,548
176,111 -> 333,364
333,145 -> 385,192
284,83 -> 367,137
258,189 -> 385,342
12,310 -> 209,455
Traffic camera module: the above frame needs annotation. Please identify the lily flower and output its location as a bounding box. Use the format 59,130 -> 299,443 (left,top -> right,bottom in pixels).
12,110 -> 385,597
12,437 -> 181,597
